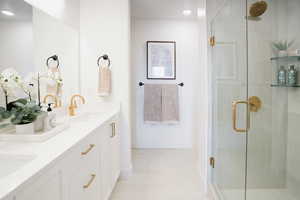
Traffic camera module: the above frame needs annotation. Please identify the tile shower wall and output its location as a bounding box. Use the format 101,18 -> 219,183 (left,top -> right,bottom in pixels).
247,0 -> 288,188
286,0 -> 300,197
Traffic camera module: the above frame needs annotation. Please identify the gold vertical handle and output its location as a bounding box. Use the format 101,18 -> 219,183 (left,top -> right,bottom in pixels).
83,174 -> 96,189
111,122 -> 116,138
232,100 -> 250,133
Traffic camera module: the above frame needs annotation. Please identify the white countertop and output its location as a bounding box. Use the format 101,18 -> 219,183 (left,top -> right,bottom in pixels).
0,102 -> 120,199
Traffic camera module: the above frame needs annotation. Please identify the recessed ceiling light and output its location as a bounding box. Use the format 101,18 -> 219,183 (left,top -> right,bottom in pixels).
1,10 -> 15,16
183,10 -> 192,16
197,8 -> 206,17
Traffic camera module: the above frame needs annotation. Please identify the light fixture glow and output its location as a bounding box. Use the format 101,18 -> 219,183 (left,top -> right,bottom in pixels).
1,10 -> 15,16
197,8 -> 206,17
182,10 -> 192,16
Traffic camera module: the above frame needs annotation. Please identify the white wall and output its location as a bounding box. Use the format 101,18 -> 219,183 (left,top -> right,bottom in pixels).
25,0 -> 79,29
0,21 -> 34,76
131,19 -> 201,149
80,0 -> 132,177
195,0 -> 209,192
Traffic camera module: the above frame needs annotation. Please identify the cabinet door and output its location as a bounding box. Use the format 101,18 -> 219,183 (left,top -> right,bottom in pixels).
100,124 -> 113,200
100,119 -> 121,200
16,165 -> 63,200
110,121 -> 121,188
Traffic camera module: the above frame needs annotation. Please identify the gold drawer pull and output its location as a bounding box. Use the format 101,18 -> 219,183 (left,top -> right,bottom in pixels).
81,144 -> 95,155
83,174 -> 96,189
110,122 -> 116,138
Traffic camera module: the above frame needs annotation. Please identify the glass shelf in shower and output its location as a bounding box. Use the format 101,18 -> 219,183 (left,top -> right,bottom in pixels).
271,84 -> 300,87
270,56 -> 300,61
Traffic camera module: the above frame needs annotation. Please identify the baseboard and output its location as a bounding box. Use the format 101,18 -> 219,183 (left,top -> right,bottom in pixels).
120,165 -> 133,180
207,184 -> 215,200
207,184 -> 221,200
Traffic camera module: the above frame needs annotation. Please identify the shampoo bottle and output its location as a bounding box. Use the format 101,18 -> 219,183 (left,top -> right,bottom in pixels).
287,65 -> 297,86
278,66 -> 286,85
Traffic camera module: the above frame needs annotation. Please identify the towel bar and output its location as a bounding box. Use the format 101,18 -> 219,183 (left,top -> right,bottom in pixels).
97,54 -> 111,68
139,82 -> 184,87
46,55 -> 59,68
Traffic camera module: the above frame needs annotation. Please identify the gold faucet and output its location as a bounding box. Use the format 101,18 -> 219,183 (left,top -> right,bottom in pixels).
69,94 -> 86,116
43,94 -> 60,108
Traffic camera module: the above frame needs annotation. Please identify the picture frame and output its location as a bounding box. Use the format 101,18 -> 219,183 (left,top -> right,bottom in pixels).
147,41 -> 176,80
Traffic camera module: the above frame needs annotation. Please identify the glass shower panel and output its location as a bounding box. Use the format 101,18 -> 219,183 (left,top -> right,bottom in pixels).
210,0 -> 248,199
246,0 -> 300,199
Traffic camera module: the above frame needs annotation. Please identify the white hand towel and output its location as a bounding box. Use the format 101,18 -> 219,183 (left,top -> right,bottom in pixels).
98,66 -> 112,97
46,68 -> 63,98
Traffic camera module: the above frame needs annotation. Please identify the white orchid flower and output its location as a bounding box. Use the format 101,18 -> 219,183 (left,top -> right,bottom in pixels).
0,68 -> 21,96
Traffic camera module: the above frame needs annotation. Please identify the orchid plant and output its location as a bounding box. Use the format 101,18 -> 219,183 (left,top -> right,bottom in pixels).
0,68 -> 38,109
0,68 -> 63,111
0,68 -> 21,108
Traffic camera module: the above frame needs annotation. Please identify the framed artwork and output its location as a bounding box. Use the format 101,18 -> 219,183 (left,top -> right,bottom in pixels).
147,41 -> 176,80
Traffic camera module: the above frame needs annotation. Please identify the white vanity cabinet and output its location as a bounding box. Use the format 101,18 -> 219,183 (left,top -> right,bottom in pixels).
15,163 -> 64,200
13,114 -> 120,200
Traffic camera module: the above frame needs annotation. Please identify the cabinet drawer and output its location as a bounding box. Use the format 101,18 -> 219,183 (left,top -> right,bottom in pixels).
68,169 -> 100,200
71,130 -> 100,168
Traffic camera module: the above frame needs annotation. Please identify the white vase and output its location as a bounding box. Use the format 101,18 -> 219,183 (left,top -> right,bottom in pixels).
34,112 -> 47,132
15,123 -> 34,135
278,50 -> 288,57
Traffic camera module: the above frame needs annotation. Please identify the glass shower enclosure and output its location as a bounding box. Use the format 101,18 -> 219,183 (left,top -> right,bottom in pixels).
209,0 -> 300,200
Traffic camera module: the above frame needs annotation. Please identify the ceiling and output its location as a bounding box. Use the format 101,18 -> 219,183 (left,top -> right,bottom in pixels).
0,0 -> 32,21
131,0 -> 200,20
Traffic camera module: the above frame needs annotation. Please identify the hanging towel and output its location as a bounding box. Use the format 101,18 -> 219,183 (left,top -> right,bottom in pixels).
98,66 -> 112,97
46,67 -> 63,98
144,84 -> 162,123
162,84 -> 180,123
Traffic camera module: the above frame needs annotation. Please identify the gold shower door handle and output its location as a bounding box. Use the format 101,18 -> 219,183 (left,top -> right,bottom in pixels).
232,100 -> 250,133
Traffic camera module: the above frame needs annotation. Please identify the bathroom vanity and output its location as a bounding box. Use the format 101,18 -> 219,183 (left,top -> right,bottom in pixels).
0,103 -> 121,200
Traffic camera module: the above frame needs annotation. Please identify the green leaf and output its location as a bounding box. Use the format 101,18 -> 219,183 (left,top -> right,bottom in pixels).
1,111 -> 11,119
14,102 -> 25,108
16,98 -> 28,105
0,123 -> 10,128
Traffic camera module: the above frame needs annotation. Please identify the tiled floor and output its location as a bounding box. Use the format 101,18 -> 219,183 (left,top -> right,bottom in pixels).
110,149 -> 206,200
221,189 -> 298,200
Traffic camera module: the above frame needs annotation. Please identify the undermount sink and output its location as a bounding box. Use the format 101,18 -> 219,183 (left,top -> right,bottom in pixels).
0,154 -> 35,178
69,106 -> 103,122
70,112 -> 101,123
